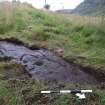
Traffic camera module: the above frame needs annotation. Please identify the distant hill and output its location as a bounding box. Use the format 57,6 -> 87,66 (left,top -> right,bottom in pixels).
56,9 -> 72,14
57,0 -> 105,16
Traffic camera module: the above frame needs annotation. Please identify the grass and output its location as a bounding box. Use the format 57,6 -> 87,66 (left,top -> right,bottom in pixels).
0,62 -> 44,105
54,90 -> 105,105
0,2 -> 105,70
0,62 -> 105,105
0,1 -> 105,105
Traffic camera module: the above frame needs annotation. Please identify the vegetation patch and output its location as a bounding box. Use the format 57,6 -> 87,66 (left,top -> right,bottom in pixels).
0,1 -> 105,105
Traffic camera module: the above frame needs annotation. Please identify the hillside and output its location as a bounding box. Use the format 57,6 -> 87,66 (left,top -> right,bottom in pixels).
71,0 -> 105,16
57,0 -> 105,16
56,9 -> 72,14
1,1 -> 105,68
0,1 -> 105,105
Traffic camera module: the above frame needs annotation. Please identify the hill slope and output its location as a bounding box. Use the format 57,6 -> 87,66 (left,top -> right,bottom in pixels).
0,1 -> 105,69
72,0 -> 105,16
57,0 -> 105,16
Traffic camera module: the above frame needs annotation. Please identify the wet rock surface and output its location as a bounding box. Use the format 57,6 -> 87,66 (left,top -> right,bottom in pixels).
0,41 -> 99,85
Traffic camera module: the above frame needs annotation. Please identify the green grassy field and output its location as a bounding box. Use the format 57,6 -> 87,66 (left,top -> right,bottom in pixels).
0,2 -> 105,105
1,2 -> 105,70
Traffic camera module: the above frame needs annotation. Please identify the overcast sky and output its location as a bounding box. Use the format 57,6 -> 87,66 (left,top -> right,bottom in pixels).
7,0 -> 84,10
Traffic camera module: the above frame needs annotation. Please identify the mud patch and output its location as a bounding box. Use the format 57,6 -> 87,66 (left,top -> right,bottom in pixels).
0,41 -> 101,85
65,58 -> 105,82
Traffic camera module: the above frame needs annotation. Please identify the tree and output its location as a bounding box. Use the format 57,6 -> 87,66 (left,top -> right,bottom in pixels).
44,4 -> 50,10
44,0 -> 50,10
